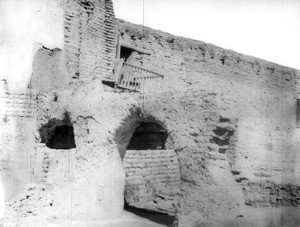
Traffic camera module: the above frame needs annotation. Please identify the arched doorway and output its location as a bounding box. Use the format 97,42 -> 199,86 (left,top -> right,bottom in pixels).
127,122 -> 167,150
122,121 -> 180,225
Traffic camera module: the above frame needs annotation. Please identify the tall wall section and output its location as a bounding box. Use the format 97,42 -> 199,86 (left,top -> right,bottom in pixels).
64,0 -> 116,81
19,0 -> 122,224
116,19 -> 300,226
0,0 -> 64,223
0,0 -> 124,225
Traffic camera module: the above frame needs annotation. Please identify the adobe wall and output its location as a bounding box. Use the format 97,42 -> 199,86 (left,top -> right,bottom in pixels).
0,80 -> 37,221
0,0 -> 126,225
123,149 -> 180,214
1,0 -> 300,226
116,19 -> 300,185
116,19 -> 300,226
0,0 -> 63,221
64,0 -> 116,81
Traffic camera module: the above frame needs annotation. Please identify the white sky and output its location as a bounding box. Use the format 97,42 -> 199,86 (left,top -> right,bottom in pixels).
113,0 -> 300,70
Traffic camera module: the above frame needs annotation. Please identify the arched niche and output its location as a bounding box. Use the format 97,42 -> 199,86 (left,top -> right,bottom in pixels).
38,112 -> 76,149
118,119 -> 179,225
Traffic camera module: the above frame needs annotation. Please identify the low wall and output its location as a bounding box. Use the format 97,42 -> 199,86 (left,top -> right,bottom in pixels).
123,149 -> 180,214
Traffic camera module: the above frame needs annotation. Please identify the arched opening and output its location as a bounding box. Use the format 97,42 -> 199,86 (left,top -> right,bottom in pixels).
39,112 -> 76,149
46,125 -> 76,149
122,121 -> 179,226
127,122 -> 167,150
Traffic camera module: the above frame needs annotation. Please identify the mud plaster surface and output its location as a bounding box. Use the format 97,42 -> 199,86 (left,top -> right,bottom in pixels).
1,0 -> 300,226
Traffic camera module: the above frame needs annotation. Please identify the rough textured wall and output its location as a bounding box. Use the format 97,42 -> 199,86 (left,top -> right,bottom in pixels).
21,0 -> 123,223
116,18 -> 300,184
64,0 -> 116,81
0,1 -> 64,221
115,19 -> 300,226
31,48 -> 70,93
0,0 -> 64,223
2,86 -> 139,225
0,80 -> 37,221
0,0 -> 123,225
2,0 -> 300,225
123,149 -> 180,214
134,89 -> 243,226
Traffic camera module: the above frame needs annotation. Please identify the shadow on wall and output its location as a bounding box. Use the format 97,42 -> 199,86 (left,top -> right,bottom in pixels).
124,204 -> 176,226
127,122 -> 168,150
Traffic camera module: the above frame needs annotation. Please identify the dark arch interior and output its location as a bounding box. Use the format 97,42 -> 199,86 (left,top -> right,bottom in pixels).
46,125 -> 76,149
127,122 -> 167,150
39,112 -> 76,150
123,121 -> 176,225
120,46 -> 134,62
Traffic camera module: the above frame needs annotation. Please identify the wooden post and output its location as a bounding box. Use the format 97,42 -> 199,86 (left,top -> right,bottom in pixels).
115,58 -> 124,86
116,33 -> 121,60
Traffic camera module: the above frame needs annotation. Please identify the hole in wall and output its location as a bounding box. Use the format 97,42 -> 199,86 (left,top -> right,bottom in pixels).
219,117 -> 230,123
120,46 -> 134,62
166,38 -> 175,44
102,80 -> 115,88
39,112 -> 76,149
211,126 -> 234,147
46,125 -> 76,149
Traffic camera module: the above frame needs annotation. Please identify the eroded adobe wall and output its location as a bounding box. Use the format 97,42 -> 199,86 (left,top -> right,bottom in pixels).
0,0 -> 124,225
64,0 -> 116,81
19,0 -> 123,224
135,87 -> 300,226
123,149 -> 180,214
0,80 -> 37,213
2,0 -> 300,225
134,89 -> 243,226
0,0 -> 66,224
3,86 -> 141,225
33,87 -> 138,224
116,18 -> 300,184
116,19 -> 300,226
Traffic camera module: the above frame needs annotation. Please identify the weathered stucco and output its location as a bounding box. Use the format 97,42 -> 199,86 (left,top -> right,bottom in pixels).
1,0 -> 300,226
114,19 -> 300,226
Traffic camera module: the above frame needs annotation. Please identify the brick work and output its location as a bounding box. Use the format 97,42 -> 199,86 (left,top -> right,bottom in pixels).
0,78 -> 36,118
116,19 -> 299,94
123,149 -> 180,214
241,181 -> 300,207
64,0 -> 116,81
0,93 -> 36,118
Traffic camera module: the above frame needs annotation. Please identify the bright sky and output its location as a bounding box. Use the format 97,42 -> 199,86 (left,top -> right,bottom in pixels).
113,0 -> 300,70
